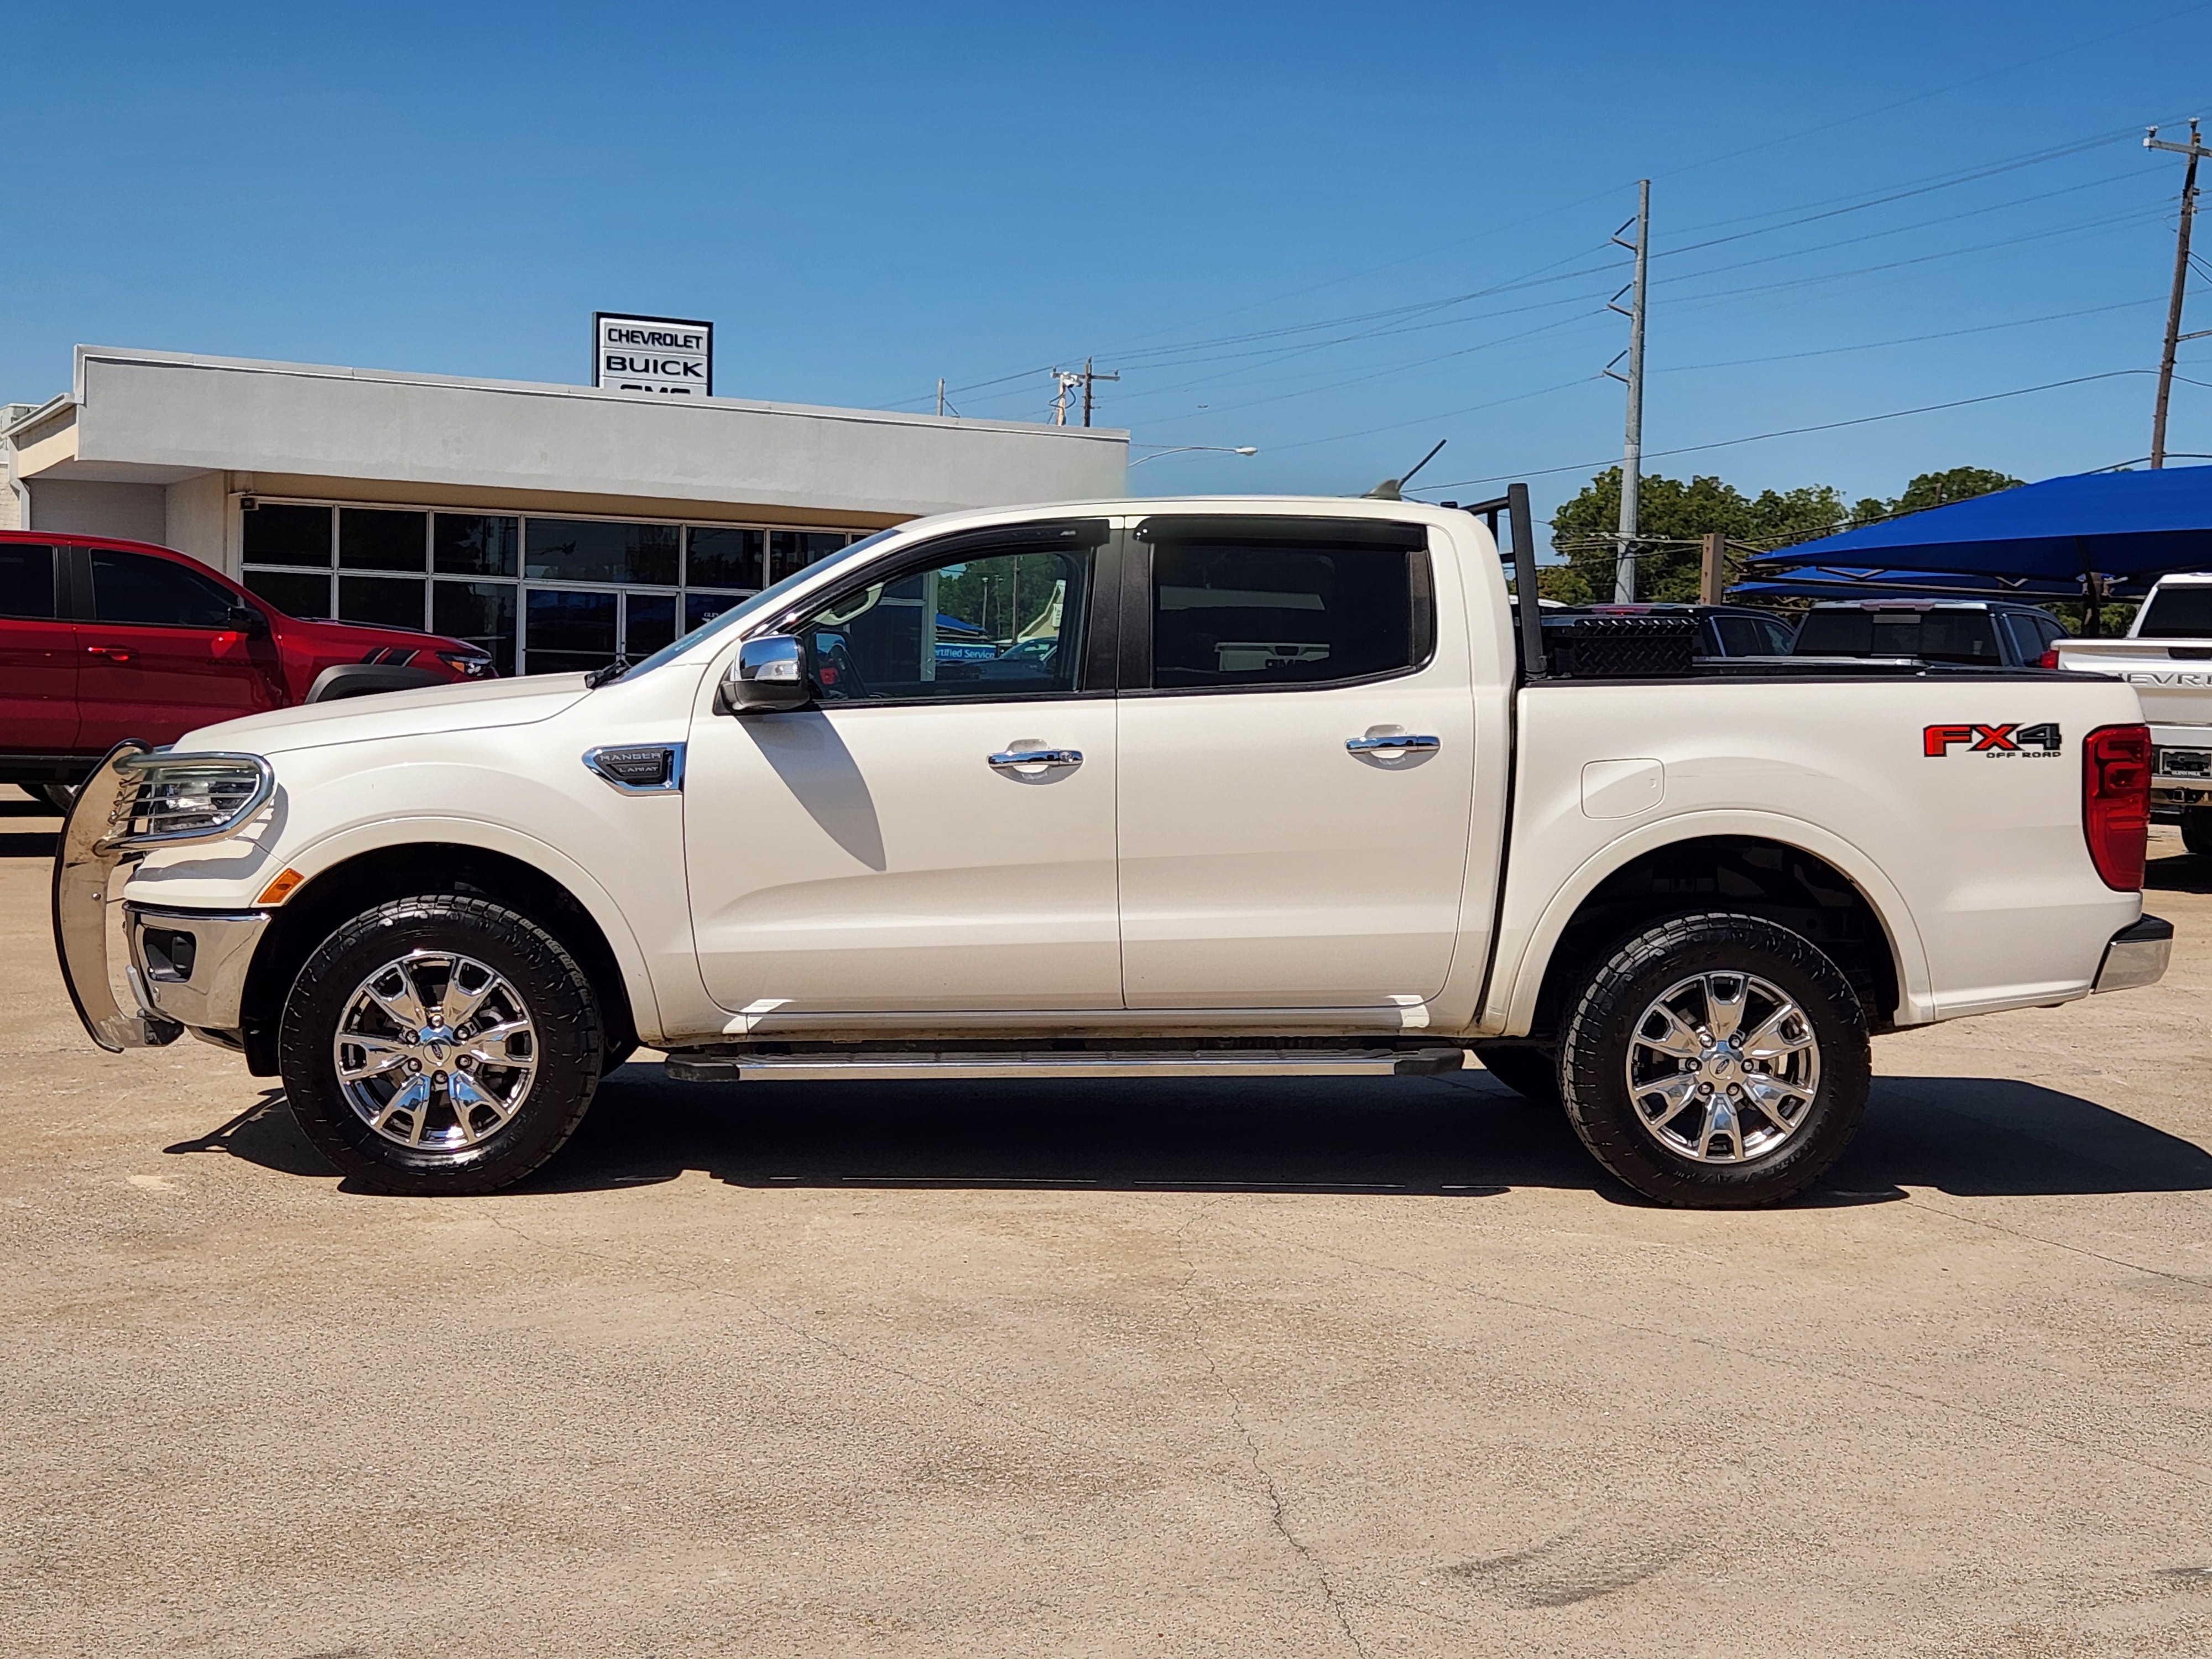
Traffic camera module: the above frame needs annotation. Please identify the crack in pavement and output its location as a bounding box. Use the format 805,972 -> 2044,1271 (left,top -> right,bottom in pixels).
1172,1202 -> 1371,1659
1901,1194 -> 2212,1288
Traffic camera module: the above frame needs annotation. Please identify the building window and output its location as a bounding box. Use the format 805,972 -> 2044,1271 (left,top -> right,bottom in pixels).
435,514 -> 518,577
525,519 -> 680,586
239,497 -> 864,674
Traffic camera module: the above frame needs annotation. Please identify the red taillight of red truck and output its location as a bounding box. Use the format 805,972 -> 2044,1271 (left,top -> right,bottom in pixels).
2083,723 -> 2152,890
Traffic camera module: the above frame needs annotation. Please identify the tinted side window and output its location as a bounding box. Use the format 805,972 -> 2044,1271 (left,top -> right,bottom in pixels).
91,549 -> 237,628
0,545 -> 58,619
1997,612 -> 2046,662
1710,615 -> 1765,656
1149,538 -> 1428,690
801,547 -> 1092,703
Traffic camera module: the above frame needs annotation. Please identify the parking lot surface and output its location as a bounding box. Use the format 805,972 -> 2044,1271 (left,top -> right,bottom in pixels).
5,784 -> 2210,1657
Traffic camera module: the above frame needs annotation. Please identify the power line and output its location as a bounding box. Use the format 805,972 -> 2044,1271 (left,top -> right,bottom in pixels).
1646,3 -> 2212,182
1657,296 -> 2164,372
1405,368 -> 2155,494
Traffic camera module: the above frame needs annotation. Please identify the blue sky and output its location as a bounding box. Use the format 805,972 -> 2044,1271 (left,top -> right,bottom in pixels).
9,1 -> 2212,534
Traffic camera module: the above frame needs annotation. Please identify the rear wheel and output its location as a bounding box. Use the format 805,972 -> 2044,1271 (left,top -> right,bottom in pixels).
278,895 -> 603,1194
1557,912 -> 1869,1208
31,782 -> 76,815
2182,807 -> 2212,859
1469,1044 -> 1559,1107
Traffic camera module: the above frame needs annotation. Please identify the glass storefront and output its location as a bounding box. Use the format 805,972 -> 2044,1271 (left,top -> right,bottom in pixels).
240,500 -> 864,676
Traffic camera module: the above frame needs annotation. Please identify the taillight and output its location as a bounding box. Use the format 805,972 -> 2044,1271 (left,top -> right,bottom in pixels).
2038,647 -> 2059,669
2083,723 -> 2152,890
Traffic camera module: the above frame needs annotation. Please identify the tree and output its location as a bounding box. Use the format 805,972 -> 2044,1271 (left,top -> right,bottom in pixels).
1849,466 -> 2021,528
1548,464 -> 2025,602
1549,469 -> 1846,602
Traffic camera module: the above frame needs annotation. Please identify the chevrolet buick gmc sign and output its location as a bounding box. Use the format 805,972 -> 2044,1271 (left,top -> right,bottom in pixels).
594,312 -> 713,398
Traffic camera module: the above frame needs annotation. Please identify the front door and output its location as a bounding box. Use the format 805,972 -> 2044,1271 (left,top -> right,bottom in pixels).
0,543 -> 79,753
685,522 -> 1122,1016
1114,515 -> 1478,1009
74,546 -> 281,749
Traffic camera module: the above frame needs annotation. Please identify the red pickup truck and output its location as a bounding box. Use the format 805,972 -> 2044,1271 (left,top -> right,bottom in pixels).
1,531 -> 492,809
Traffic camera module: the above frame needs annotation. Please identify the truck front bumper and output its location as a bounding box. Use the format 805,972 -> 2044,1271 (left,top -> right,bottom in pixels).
123,905 -> 271,1041
2093,915 -> 2173,994
52,740 -> 274,1052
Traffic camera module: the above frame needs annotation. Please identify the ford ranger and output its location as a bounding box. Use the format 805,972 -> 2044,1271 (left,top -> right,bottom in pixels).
51,490 -> 2171,1207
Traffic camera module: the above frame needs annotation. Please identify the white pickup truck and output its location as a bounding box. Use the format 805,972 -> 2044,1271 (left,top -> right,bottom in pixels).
2055,572 -> 2212,851
53,491 -> 2172,1208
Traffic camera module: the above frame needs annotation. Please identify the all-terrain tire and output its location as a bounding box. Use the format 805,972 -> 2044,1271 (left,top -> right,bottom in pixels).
1470,1044 -> 1561,1108
278,895 -> 603,1194
1557,911 -> 1870,1208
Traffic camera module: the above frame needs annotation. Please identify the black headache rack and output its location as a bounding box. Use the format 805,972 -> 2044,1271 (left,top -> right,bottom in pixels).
1462,485 -> 1696,679
1459,483 -> 2056,684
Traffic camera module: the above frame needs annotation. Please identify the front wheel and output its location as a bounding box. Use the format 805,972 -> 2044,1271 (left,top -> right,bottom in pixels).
278,895 -> 604,1194
2182,806 -> 2212,859
1557,912 -> 1870,1208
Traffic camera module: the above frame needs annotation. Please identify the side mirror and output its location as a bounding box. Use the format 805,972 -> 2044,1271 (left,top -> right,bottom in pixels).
226,604 -> 270,638
715,634 -> 812,715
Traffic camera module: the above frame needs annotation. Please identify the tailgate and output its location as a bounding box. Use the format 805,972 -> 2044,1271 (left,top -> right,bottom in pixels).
2054,640 -> 2212,729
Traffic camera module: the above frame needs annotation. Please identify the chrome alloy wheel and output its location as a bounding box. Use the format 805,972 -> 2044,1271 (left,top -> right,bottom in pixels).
331,951 -> 539,1155
1624,971 -> 1821,1164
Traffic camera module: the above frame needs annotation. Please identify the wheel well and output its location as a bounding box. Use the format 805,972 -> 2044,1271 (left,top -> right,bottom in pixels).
238,844 -> 638,1075
1524,836 -> 1901,1042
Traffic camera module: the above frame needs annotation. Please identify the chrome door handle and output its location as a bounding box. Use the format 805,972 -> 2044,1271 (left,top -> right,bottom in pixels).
989,748 -> 1083,769
1346,733 -> 1439,754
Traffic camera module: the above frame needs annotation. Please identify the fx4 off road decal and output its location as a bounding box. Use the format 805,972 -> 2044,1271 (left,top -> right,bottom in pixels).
1923,722 -> 2063,758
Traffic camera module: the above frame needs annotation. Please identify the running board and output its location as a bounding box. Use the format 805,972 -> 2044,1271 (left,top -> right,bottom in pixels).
662,1046 -> 1468,1083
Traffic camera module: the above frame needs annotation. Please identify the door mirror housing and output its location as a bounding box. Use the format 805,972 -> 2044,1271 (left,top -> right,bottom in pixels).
225,604 -> 270,638
716,634 -> 812,714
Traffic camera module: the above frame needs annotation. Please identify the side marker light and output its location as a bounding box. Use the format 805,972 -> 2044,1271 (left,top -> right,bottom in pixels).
257,868 -> 306,906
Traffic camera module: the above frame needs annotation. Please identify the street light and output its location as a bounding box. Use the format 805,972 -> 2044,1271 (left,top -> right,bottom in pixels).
1129,445 -> 1259,466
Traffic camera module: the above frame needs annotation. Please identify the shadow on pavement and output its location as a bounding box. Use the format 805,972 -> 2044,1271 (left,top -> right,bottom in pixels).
170,1067 -> 2212,1207
0,831 -> 58,858
2146,850 -> 2212,895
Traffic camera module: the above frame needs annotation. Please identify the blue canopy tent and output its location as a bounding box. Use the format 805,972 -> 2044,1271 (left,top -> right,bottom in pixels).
1731,465 -> 2212,627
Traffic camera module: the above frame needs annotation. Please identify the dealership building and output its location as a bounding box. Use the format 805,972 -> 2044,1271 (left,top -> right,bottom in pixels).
1,345 -> 1127,674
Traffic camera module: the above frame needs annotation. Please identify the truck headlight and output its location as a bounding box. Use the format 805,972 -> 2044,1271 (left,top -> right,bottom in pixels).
106,753 -> 276,848
435,650 -> 494,678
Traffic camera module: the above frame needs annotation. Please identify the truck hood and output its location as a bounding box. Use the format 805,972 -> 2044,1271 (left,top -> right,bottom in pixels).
175,674 -> 593,756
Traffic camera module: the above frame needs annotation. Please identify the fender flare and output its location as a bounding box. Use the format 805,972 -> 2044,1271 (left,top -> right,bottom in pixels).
271,814 -> 670,1044
1487,807 -> 1935,1035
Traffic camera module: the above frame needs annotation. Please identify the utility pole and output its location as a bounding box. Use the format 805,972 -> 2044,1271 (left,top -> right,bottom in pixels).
1050,362 -> 1118,427
2148,121 -> 2208,468
937,377 -> 946,418
1604,180 -> 1651,601
1050,367 -> 1084,426
1700,531 -> 1725,606
1079,357 -> 1118,427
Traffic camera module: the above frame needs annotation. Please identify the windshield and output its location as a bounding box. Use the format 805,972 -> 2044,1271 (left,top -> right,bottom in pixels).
596,528 -> 903,685
2136,584 -> 2212,638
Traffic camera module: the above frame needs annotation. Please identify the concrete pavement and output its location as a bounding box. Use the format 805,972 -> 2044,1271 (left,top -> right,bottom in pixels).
4,785 -> 2209,1657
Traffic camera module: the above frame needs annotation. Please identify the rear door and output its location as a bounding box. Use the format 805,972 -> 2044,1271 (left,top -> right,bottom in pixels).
1114,515 -> 1478,1009
0,543 -> 77,752
74,546 -> 283,748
